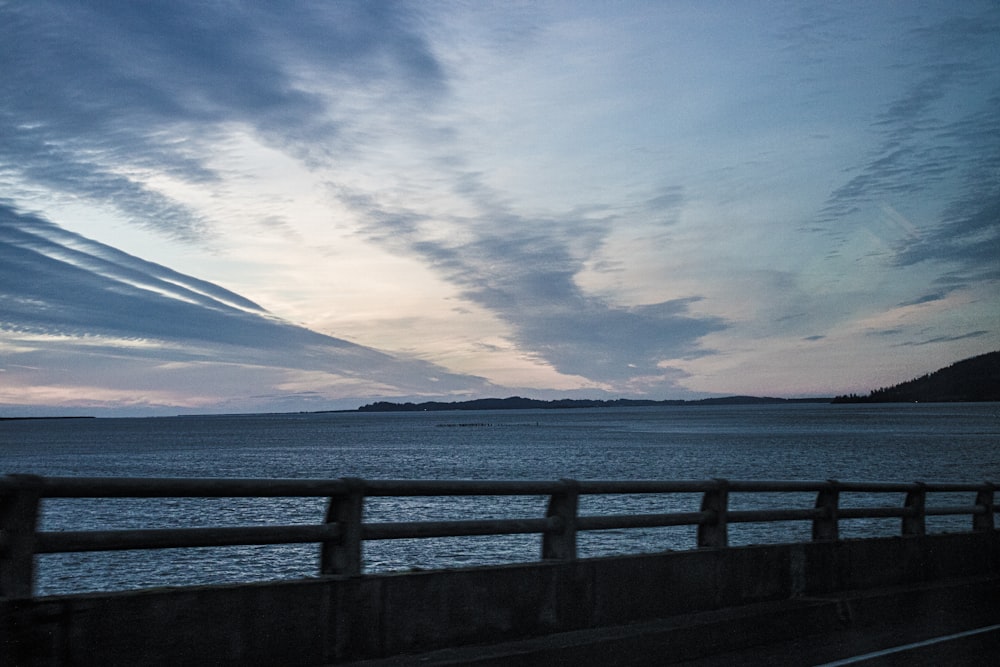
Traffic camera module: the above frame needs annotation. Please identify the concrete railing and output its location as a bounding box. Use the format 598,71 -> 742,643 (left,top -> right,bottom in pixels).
0,475 -> 996,599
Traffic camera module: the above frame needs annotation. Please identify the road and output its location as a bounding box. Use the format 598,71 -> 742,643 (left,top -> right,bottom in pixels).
339,576 -> 1000,666
679,623 -> 1000,666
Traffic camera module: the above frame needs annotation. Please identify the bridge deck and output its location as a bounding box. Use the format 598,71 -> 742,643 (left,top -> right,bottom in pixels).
338,574 -> 1000,666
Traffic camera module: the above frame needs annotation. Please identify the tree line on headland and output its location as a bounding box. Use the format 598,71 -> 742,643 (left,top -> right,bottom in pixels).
359,351 -> 999,412
832,350 -> 999,403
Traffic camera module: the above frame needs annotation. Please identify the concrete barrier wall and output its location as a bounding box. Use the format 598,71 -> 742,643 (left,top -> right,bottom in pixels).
2,531 -> 998,666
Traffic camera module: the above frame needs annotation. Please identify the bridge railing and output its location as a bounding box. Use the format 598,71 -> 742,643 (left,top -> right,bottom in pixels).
0,475 -> 996,598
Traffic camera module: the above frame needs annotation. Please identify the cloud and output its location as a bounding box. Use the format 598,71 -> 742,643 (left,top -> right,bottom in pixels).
0,0 -> 443,240
340,183 -> 726,386
897,292 -> 948,308
896,167 -> 1000,280
899,331 -> 991,347
813,6 -> 1000,283
0,204 -> 494,409
2,2 -> 997,410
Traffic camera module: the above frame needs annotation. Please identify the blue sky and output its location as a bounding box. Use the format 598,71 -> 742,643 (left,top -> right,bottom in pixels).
1,1 -> 998,416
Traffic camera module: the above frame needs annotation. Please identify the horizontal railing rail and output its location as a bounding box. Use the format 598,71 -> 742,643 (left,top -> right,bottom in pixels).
0,475 -> 996,598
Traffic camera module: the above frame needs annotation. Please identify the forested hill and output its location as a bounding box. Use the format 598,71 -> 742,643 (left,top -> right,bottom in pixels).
833,351 -> 1000,403
357,395 -> 828,412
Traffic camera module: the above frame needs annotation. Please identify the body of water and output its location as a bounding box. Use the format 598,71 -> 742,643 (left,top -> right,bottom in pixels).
2,402 -> 998,595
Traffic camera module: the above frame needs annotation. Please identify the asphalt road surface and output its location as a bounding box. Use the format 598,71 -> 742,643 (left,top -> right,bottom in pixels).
678,623 -> 1000,666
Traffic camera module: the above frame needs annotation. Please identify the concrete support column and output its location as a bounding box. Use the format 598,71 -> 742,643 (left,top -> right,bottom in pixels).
543,478 -> 579,560
903,483 -> 927,536
321,477 -> 365,576
698,479 -> 729,548
973,484 -> 995,531
813,480 -> 840,542
0,474 -> 42,599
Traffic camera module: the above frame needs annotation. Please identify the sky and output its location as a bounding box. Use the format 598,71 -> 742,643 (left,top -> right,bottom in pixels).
1,1 -> 998,416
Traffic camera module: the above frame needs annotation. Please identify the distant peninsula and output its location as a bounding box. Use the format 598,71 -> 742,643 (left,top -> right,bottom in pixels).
358,395 -> 830,412
359,351 -> 1000,412
832,350 -> 1000,403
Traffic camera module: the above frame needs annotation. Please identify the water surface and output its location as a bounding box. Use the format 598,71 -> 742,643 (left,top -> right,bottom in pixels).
2,403 -> 997,595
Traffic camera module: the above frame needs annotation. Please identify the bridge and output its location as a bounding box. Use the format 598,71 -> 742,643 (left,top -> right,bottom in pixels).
1,475 -> 998,665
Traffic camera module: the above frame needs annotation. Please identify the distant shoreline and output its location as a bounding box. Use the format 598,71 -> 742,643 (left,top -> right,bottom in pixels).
357,396 -> 833,413
0,415 -> 96,421
364,351 -> 998,412
3,350 -> 993,419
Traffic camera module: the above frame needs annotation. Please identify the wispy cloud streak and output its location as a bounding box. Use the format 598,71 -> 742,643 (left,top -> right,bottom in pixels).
0,204 -> 493,407
0,1 -> 442,240
342,183 -> 725,385
815,7 -> 1000,284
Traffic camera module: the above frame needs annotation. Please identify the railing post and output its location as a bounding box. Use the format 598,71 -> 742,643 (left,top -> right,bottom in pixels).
542,478 -> 579,560
902,482 -> 926,536
973,483 -> 995,532
698,479 -> 728,548
0,474 -> 43,599
320,477 -> 364,576
813,480 -> 840,541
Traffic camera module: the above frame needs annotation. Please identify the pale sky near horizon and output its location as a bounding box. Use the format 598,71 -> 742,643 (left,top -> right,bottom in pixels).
1,1 -> 998,416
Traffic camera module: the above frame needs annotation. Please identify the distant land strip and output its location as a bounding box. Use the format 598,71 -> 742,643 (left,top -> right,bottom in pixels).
0,416 -> 96,421
359,350 -> 999,412
357,396 -> 831,412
